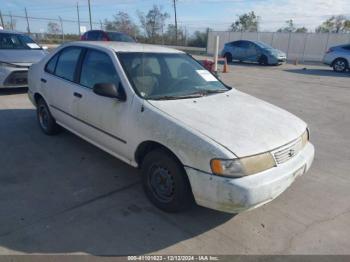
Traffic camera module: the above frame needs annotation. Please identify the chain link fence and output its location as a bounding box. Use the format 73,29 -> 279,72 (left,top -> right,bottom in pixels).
0,12 -> 103,44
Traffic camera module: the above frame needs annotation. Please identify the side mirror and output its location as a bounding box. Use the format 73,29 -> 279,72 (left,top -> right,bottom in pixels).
93,82 -> 126,101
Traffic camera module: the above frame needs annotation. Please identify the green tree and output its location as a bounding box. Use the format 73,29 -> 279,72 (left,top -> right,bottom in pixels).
230,11 -> 259,32
47,21 -> 60,34
138,5 -> 170,43
188,29 -> 209,47
104,11 -> 139,37
316,15 -> 350,33
277,19 -> 308,33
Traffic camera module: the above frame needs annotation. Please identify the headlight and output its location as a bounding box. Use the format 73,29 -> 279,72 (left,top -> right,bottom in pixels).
301,128 -> 310,147
211,152 -> 276,178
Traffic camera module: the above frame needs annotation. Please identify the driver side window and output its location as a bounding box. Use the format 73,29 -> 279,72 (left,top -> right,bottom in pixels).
79,49 -> 120,89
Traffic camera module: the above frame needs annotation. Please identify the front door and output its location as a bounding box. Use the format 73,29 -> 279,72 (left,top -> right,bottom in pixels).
72,48 -> 132,161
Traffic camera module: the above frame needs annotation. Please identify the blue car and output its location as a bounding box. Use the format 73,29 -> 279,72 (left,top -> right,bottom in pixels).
222,40 -> 287,65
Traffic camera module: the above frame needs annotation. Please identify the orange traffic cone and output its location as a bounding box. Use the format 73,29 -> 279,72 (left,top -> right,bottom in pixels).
223,57 -> 229,73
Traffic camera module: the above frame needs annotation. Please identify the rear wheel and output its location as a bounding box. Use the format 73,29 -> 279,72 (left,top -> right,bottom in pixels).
36,98 -> 61,135
141,149 -> 194,212
332,58 -> 348,72
224,52 -> 232,63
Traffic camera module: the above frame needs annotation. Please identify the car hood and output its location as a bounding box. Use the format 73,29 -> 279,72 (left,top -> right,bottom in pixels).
266,48 -> 286,57
0,49 -> 47,64
148,89 -> 306,157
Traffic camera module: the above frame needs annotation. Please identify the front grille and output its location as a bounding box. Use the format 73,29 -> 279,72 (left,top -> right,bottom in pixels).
4,71 -> 28,86
273,137 -> 303,164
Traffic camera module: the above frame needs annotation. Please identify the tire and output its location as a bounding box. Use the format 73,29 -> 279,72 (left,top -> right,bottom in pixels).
36,98 -> 61,135
332,58 -> 348,72
258,55 -> 268,65
141,149 -> 194,212
224,52 -> 232,63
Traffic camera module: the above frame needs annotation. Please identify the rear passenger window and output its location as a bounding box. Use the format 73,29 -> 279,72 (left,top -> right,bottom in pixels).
55,47 -> 82,81
79,50 -> 119,89
343,45 -> 350,50
45,54 -> 59,74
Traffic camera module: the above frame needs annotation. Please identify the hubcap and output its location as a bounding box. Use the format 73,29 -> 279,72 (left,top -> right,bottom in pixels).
148,165 -> 175,203
335,60 -> 345,71
38,105 -> 49,131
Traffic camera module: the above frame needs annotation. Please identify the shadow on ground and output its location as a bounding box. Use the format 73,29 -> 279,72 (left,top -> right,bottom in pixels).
0,88 -> 28,96
284,68 -> 350,78
0,109 -> 234,255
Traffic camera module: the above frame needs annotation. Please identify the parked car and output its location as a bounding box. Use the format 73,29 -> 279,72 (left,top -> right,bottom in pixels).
222,40 -> 287,65
28,41 -> 314,213
323,44 -> 350,72
0,30 -> 47,88
80,30 -> 135,42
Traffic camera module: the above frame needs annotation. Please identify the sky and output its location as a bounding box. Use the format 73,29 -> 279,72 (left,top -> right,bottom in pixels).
1,0 -> 350,34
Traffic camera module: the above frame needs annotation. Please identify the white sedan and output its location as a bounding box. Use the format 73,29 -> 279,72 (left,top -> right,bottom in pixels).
28,41 -> 315,213
0,30 -> 47,88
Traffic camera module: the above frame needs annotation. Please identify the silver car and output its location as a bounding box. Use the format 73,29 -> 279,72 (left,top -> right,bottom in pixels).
222,40 -> 287,65
0,30 -> 47,88
323,44 -> 350,73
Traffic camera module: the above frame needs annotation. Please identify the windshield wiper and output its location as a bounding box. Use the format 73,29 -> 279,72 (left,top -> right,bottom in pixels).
151,93 -> 205,100
150,89 -> 228,100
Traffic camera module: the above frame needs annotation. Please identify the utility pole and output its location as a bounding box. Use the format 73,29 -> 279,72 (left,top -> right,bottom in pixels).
59,16 -> 64,41
0,10 -> 4,28
25,8 -> 30,34
77,2 -> 81,36
10,11 -> 14,30
173,0 -> 178,45
88,0 -> 92,30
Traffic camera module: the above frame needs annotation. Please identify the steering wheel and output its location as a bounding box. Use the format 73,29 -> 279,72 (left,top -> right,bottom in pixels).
165,77 -> 194,93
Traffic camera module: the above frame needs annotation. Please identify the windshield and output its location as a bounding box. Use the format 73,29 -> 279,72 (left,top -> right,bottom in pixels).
107,32 -> 135,42
0,33 -> 41,50
255,41 -> 273,49
118,52 -> 229,100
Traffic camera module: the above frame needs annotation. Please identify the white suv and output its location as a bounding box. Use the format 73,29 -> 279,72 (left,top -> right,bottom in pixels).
28,42 -> 314,213
323,44 -> 350,72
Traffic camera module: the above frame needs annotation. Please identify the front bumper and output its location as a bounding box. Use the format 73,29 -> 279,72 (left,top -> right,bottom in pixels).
186,142 -> 315,213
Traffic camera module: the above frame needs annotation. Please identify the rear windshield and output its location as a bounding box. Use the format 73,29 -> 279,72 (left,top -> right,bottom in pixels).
106,32 -> 135,43
0,33 -> 41,50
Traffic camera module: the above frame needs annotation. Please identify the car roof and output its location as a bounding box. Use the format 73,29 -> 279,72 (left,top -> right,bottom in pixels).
0,30 -> 24,35
65,41 -> 184,54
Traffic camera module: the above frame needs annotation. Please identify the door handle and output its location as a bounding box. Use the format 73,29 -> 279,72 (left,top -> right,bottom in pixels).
40,78 -> 47,83
73,92 -> 82,98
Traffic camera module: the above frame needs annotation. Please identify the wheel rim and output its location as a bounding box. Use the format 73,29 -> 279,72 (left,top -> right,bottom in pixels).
148,165 -> 175,203
334,60 -> 345,71
38,104 -> 49,131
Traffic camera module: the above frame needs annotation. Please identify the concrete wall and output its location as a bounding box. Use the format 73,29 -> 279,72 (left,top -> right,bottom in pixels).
207,31 -> 350,62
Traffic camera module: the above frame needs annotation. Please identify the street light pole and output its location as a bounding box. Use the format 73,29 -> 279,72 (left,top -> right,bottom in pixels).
173,0 -> 178,45
88,0 -> 92,30
77,2 -> 81,36
25,8 -> 30,34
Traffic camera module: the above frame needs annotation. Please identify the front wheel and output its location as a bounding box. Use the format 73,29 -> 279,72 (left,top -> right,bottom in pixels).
36,98 -> 61,135
141,149 -> 194,212
332,58 -> 348,72
258,55 -> 268,65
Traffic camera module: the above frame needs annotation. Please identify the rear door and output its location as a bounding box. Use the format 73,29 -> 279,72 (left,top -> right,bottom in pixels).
231,41 -> 247,61
42,46 -> 84,129
245,42 -> 259,61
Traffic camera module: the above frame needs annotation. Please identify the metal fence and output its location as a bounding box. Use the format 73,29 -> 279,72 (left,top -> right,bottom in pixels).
207,31 -> 350,62
0,12 -> 102,44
